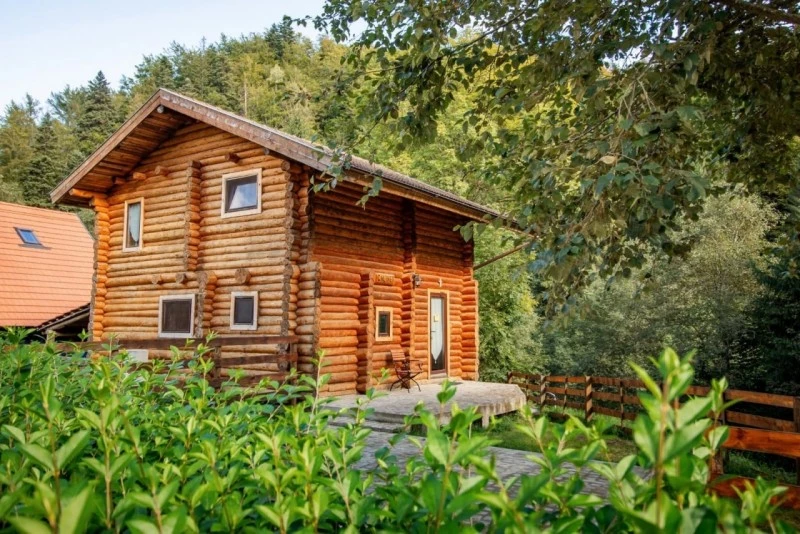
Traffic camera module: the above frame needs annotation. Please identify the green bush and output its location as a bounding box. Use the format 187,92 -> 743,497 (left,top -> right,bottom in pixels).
0,330 -> 794,532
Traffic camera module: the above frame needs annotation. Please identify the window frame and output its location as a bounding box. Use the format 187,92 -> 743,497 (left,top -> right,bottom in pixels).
122,198 -> 145,252
374,306 -> 393,342
230,291 -> 259,331
220,169 -> 262,219
158,294 -> 196,338
15,227 -> 42,247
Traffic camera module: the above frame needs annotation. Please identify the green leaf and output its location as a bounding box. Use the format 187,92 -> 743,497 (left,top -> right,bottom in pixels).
56,430 -> 90,470
21,443 -> 54,471
7,517 -> 51,534
425,429 -> 450,466
59,485 -> 93,534
2,424 -> 26,444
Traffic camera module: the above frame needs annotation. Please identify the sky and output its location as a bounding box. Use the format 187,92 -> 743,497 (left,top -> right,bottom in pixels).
0,0 -> 328,111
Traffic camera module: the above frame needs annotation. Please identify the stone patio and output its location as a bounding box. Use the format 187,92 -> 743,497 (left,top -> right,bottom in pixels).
328,380 -> 527,427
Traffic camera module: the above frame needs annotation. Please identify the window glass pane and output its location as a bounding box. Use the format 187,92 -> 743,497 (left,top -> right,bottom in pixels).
378,311 -> 391,336
233,296 -> 255,325
161,299 -> 192,334
225,176 -> 258,212
16,228 -> 40,245
126,202 -> 141,248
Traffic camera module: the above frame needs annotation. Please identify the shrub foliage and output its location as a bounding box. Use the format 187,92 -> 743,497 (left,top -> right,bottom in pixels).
0,331 -> 793,532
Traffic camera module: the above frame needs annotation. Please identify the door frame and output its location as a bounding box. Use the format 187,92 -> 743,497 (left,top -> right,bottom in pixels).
427,289 -> 450,378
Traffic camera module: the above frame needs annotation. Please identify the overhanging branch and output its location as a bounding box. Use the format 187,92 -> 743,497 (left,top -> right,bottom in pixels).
713,0 -> 800,26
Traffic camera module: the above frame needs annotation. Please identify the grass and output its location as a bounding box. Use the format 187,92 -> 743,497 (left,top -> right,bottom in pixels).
478,411 -> 637,462
481,408 -> 800,528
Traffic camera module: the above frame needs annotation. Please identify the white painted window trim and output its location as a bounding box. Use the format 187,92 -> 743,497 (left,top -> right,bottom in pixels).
158,294 -> 196,338
122,198 -> 144,252
374,306 -> 393,342
220,168 -> 262,219
230,291 -> 258,331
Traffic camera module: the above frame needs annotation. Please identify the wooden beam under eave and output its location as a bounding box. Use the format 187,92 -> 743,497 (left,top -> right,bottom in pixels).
69,188 -> 97,199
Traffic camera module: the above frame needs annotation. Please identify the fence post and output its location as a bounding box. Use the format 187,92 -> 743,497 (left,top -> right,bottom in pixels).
794,397 -> 800,485
539,375 -> 547,408
585,376 -> 593,422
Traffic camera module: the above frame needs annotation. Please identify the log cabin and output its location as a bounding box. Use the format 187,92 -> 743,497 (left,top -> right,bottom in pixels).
51,89 -> 499,395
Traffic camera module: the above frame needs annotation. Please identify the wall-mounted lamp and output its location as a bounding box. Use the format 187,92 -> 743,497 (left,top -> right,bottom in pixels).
412,273 -> 422,288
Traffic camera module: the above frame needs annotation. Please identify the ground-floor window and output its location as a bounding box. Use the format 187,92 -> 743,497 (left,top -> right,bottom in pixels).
230,291 -> 258,330
158,294 -> 195,338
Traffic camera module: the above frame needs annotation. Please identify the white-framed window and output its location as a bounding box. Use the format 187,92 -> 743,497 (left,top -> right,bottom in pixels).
375,306 -> 393,342
158,294 -> 195,338
123,198 -> 144,251
230,291 -> 258,330
221,169 -> 262,218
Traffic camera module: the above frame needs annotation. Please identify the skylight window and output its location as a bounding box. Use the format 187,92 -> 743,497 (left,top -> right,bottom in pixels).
15,228 -> 41,246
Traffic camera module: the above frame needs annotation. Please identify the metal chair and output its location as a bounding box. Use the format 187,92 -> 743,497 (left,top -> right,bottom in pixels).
388,349 -> 423,392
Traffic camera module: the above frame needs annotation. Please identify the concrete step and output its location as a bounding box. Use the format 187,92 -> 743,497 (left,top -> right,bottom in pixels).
330,415 -> 404,433
332,406 -> 408,425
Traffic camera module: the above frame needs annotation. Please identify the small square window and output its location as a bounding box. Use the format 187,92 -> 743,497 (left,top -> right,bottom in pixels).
159,295 -> 195,338
15,228 -> 41,246
375,307 -> 393,341
222,170 -> 261,217
231,292 -> 258,330
123,199 -> 143,251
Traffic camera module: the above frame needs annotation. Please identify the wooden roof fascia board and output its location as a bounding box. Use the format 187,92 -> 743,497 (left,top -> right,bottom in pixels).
52,88 -> 501,222
159,91 -> 500,222
50,92 -> 164,203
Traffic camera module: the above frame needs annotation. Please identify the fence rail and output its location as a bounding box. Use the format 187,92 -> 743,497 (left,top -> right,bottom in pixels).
508,371 -> 800,509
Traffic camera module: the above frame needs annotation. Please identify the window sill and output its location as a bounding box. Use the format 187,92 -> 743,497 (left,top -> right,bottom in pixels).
221,208 -> 261,219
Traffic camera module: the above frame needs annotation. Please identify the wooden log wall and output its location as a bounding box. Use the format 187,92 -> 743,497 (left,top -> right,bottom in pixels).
98,122 -> 297,370
412,204 -> 476,381
310,181 -> 478,395
89,115 -> 478,388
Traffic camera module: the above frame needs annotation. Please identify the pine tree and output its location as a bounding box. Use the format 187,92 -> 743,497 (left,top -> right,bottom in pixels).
21,113 -> 64,207
76,71 -> 118,154
0,96 -> 38,203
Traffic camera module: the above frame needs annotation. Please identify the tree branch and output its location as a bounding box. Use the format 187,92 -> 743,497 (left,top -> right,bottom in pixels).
713,0 -> 800,26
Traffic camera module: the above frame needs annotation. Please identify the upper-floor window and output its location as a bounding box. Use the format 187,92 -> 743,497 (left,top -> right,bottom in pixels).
123,198 -> 144,251
221,169 -> 262,218
15,228 -> 42,246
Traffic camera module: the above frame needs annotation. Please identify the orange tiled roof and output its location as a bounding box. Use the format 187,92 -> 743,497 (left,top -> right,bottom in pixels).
0,202 -> 93,327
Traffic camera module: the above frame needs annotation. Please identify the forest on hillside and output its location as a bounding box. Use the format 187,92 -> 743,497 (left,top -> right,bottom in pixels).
1,19 -> 798,395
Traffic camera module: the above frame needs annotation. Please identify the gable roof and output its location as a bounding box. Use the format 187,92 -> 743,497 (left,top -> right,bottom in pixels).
50,89 -> 499,221
0,202 -> 94,327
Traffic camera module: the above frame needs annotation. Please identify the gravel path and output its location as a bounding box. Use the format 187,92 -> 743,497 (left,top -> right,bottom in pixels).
352,429 -> 625,525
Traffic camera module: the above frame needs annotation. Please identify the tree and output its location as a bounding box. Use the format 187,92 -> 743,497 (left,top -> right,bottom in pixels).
0,96 -> 38,203
313,0 -> 800,312
76,71 -> 118,154
21,114 -> 65,207
541,193 -> 776,379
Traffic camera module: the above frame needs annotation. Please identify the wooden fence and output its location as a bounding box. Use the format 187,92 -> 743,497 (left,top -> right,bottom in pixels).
508,372 -> 800,509
60,335 -> 299,388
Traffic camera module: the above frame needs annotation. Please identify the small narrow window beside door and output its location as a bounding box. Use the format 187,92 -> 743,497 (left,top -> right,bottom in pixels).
375,307 -> 393,341
159,295 -> 195,338
123,198 -> 144,251
221,169 -> 262,218
230,291 -> 258,330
